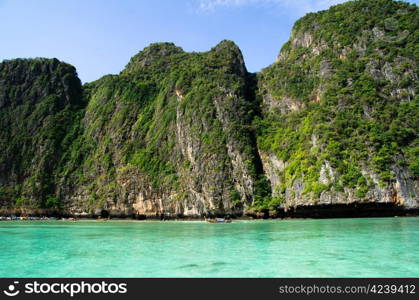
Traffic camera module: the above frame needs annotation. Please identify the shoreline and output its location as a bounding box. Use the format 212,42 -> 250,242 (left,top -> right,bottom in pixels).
1,203 -> 418,221
1,215 -> 418,223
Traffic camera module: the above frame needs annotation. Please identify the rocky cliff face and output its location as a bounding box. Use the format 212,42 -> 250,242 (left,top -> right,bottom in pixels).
257,0 -> 418,214
57,41 -> 266,217
0,0 -> 417,217
0,58 -> 84,214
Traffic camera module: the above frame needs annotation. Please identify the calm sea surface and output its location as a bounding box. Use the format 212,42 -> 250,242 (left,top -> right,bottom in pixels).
0,217 -> 418,277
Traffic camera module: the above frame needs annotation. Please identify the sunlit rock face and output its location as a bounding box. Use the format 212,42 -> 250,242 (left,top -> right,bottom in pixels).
257,0 -> 418,213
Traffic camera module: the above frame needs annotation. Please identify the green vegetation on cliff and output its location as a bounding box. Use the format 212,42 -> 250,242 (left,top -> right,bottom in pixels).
0,58 -> 84,209
256,0 -> 418,209
1,41 -> 265,216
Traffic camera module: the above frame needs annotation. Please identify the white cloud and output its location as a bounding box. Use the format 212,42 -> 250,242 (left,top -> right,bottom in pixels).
197,0 -> 348,14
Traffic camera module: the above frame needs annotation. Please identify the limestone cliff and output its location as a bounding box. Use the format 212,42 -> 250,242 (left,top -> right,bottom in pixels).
257,0 -> 418,214
0,58 -> 84,214
58,41 -> 265,217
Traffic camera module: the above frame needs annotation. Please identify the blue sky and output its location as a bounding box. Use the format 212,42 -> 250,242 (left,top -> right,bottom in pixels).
0,0 -> 417,82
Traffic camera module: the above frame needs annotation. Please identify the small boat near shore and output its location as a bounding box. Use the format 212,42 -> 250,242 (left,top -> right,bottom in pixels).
205,218 -> 232,223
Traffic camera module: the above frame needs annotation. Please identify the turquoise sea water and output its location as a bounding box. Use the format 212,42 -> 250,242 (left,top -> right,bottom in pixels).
0,217 -> 418,277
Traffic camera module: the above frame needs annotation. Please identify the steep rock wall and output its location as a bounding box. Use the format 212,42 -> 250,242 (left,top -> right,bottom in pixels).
257,0 -> 418,212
